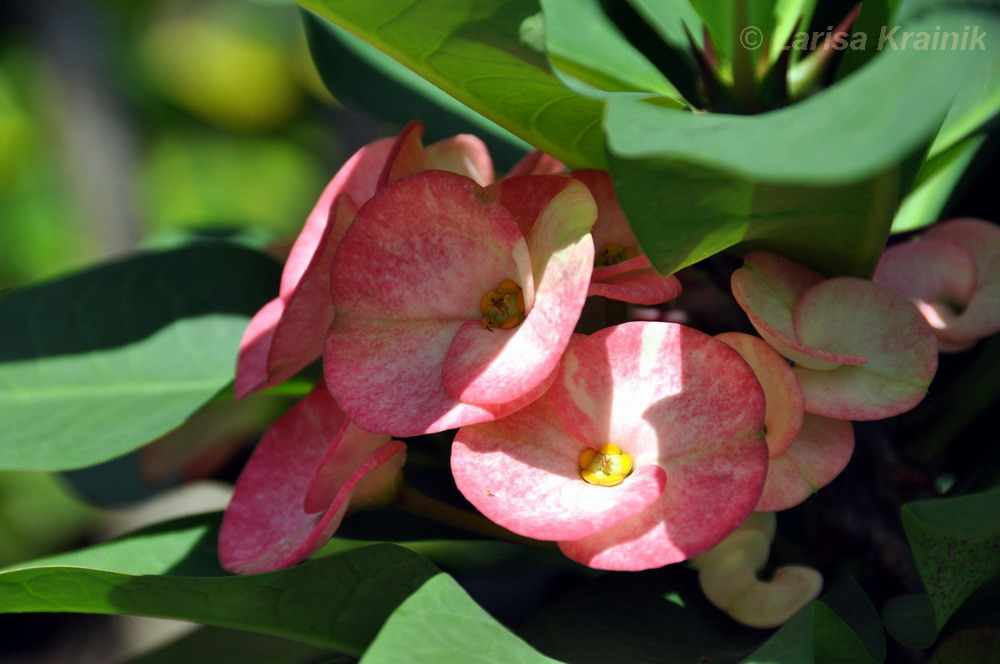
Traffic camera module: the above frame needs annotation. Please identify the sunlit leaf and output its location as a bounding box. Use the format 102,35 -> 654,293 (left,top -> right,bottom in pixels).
0,514 -> 438,657
0,242 -> 280,471
295,0 -> 606,168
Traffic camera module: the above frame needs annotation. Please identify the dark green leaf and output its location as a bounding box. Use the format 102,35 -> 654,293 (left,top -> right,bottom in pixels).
361,574 -> 561,663
742,601 -> 876,664
607,155 -> 900,277
882,593 -> 940,650
820,575 -> 886,663
0,242 -> 280,471
902,487 -> 1000,630
0,513 -> 438,657
126,625 -> 340,664
295,0 -> 607,168
518,566 -> 764,663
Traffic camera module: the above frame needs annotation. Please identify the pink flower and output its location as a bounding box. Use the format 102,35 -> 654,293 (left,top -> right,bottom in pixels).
235,121 -> 493,398
451,322 -> 768,571
874,218 -> 1000,351
219,383 -> 405,574
731,251 -> 938,420
323,169 -> 597,436
716,332 -> 854,512
489,170 -> 682,305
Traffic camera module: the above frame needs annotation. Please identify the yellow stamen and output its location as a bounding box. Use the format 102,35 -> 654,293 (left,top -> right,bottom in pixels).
479,279 -> 525,330
579,444 -> 634,487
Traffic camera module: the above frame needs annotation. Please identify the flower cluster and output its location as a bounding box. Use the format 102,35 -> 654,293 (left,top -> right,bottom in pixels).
218,122 -> 993,627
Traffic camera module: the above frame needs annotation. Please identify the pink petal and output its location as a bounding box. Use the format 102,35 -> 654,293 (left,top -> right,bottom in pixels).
506,150 -> 566,177
587,267 -> 683,304
265,196 -> 357,380
425,134 -> 495,185
324,316 -> 556,436
874,238 -> 978,310
569,169 -> 639,251
281,139 -> 394,295
234,298 -> 285,400
924,218 -> 1000,346
551,322 -> 769,570
331,170 -> 531,322
716,332 -> 803,459
559,431 -> 768,571
793,278 -> 938,420
218,384 -> 404,574
486,174 -> 579,237
441,179 -> 595,405
452,397 -> 666,541
732,251 -> 864,369
755,414 -> 854,512
377,120 -> 426,189
591,255 -> 650,281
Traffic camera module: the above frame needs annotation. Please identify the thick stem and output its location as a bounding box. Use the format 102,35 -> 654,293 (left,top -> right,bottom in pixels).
393,484 -> 559,553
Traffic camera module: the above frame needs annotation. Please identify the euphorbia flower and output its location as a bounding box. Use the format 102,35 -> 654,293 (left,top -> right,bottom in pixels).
219,383 -> 405,574
717,332 -> 854,512
235,121 -> 493,398
731,251 -> 938,421
323,170 -> 597,436
489,170 -> 682,305
874,218 -> 1000,352
693,512 -> 823,629
452,322 -> 768,571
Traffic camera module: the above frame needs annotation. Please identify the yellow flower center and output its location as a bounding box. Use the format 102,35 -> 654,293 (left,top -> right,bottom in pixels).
480,279 -> 525,330
595,243 -> 637,267
579,444 -> 633,487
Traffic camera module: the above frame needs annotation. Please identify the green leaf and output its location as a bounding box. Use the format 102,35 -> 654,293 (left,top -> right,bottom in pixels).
361,574 -> 561,664
518,566 -> 764,663
0,242 -> 280,471
295,0 -> 606,168
126,625 -> 341,664
902,487 -> 1000,631
539,0 -> 680,98
742,601 -> 876,664
303,13 -> 532,169
606,10 -> 996,184
820,575 -> 886,663
608,155 -> 900,277
605,6 -> 999,276
891,135 -> 987,233
882,593 -> 939,649
0,513 -> 439,657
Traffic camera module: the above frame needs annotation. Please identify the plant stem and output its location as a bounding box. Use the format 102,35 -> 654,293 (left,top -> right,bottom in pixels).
393,484 -> 559,553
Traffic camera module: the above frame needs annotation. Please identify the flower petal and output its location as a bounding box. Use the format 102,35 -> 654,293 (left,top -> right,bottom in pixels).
755,414 -> 854,512
588,266 -> 682,305
553,322 -> 769,570
716,332 -> 803,459
440,179 -> 595,405
234,298 -> 285,399
507,150 -> 566,177
324,316 -> 555,436
732,251 -> 864,369
452,398 -> 666,541
793,278 -> 938,420
218,384 -> 404,574
924,218 -> 1000,346
331,170 -> 530,322
281,138 -> 394,295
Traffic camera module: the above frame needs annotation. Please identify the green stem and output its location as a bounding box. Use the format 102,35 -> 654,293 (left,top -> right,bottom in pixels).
393,484 -> 559,553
